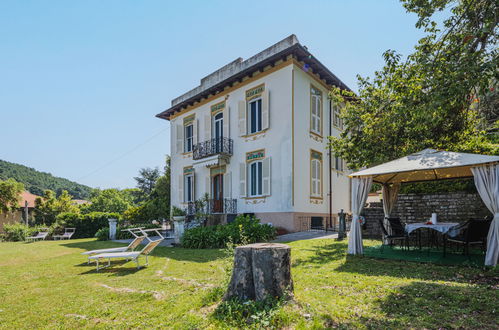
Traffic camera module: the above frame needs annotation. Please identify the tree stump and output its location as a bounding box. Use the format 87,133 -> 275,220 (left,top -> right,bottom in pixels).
224,243 -> 293,301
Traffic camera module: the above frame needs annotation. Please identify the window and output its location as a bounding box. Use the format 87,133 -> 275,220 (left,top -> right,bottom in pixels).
248,98 -> 262,134
184,173 -> 194,202
334,156 -> 344,172
248,160 -> 263,197
333,104 -> 343,129
310,87 -> 322,135
310,151 -> 322,197
184,124 -> 193,153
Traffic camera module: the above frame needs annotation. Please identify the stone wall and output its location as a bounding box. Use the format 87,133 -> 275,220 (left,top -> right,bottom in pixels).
361,192 -> 491,238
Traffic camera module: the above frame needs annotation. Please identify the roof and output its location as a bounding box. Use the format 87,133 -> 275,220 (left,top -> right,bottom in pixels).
71,199 -> 90,205
350,149 -> 499,184
19,191 -> 40,208
156,34 -> 351,120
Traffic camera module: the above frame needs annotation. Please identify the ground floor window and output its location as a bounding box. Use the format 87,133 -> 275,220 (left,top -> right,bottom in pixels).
184,173 -> 194,202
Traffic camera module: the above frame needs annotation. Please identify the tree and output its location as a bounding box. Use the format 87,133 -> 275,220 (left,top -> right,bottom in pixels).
82,189 -> 132,214
330,0 -> 498,170
0,179 -> 24,214
34,190 -> 79,225
134,167 -> 161,201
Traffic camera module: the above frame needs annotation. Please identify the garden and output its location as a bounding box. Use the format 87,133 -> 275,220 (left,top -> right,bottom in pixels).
0,238 -> 497,329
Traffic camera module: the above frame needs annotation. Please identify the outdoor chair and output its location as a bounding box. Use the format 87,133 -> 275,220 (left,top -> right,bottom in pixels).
88,239 -> 163,271
25,228 -> 49,242
53,228 -> 76,240
378,218 -> 410,252
81,236 -> 146,264
445,219 -> 491,256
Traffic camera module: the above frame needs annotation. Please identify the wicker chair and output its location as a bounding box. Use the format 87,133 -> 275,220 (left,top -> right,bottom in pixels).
378,217 -> 410,252
445,219 -> 491,256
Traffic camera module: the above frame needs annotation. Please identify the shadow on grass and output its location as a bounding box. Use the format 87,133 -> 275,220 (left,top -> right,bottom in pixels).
291,240 -> 349,268
319,281 -> 497,329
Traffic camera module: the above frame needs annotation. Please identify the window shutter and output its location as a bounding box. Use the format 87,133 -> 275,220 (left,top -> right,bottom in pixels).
205,176 -> 211,198
204,114 -> 211,141
192,119 -> 198,145
192,172 -> 196,201
179,175 -> 184,203
318,98 -> 322,135
262,90 -> 269,130
239,162 -> 246,197
176,124 -> 183,154
223,171 -> 231,199
171,124 -> 176,154
238,100 -> 246,136
262,157 -> 271,196
223,106 -> 230,138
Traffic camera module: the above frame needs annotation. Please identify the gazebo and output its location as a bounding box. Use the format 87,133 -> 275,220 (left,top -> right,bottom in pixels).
348,149 -> 499,267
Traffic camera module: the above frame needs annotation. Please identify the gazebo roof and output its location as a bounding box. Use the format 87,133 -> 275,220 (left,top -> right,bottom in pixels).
350,149 -> 499,184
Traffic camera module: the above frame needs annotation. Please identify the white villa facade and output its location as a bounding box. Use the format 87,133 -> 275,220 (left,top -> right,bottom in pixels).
157,35 -> 352,232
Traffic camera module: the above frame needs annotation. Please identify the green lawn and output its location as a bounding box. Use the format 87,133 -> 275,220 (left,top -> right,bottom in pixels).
0,239 -> 497,329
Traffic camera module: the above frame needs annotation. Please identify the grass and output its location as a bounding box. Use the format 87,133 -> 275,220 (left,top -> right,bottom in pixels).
0,238 -> 497,329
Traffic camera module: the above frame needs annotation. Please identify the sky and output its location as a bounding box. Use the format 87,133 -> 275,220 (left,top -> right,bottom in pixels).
0,0 -> 439,189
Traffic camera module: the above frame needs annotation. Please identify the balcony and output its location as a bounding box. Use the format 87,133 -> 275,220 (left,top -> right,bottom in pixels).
186,198 -> 237,216
193,137 -> 233,160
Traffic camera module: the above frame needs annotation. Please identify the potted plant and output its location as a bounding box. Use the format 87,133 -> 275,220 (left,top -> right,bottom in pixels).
171,206 -> 186,244
171,206 -> 186,221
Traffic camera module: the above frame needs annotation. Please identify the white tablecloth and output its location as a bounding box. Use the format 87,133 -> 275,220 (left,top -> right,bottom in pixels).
405,222 -> 460,236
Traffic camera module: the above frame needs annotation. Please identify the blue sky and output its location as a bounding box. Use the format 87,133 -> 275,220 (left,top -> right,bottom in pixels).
0,0 -> 439,189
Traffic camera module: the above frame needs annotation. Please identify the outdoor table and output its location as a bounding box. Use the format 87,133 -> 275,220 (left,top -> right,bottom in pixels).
405,222 -> 460,254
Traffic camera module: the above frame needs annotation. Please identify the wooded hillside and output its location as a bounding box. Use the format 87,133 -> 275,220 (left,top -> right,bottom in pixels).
0,159 -> 92,199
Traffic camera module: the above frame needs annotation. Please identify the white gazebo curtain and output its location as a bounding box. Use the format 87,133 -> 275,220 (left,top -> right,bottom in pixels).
348,176 -> 373,255
471,165 -> 499,267
382,183 -> 401,243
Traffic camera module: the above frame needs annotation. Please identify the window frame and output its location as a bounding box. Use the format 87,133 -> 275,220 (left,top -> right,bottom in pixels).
310,86 -> 323,136
247,97 -> 263,135
332,103 -> 343,130
334,156 -> 344,172
248,160 -> 263,197
310,150 -> 323,198
184,173 -> 194,202
184,123 -> 194,153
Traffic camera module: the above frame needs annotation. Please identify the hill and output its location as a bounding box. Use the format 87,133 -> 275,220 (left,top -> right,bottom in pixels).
0,159 -> 92,199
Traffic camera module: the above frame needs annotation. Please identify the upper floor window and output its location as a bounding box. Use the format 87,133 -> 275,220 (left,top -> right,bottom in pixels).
248,98 -> 262,134
240,150 -> 271,198
333,104 -> 343,129
184,124 -> 193,153
310,86 -> 322,135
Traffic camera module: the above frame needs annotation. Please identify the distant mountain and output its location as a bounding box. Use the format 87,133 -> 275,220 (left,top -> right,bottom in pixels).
0,159 -> 92,199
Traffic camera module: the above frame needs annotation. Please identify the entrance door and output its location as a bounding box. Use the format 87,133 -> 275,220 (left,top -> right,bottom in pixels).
212,174 -> 224,213
213,112 -> 223,153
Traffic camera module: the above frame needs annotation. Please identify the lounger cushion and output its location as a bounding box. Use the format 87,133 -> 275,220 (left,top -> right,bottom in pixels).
82,247 -> 128,255
88,252 -> 141,260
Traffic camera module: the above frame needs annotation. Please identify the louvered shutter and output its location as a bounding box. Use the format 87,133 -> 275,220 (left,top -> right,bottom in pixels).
204,114 -> 211,141
176,124 -> 183,154
223,106 -> 230,138
262,157 -> 271,196
192,119 -> 198,145
239,162 -> 246,197
192,172 -> 196,201
238,100 -> 246,136
223,171 -> 231,199
178,175 -> 184,203
262,90 -> 269,130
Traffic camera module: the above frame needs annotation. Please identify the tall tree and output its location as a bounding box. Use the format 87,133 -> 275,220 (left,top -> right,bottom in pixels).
330,0 -> 498,170
0,179 -> 24,214
134,167 -> 161,200
34,190 -> 79,225
82,189 -> 132,214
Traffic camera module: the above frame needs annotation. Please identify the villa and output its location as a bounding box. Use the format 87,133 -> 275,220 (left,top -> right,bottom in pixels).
157,35 -> 352,232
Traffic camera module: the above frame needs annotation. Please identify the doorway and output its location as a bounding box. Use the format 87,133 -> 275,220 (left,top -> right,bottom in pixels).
212,174 -> 224,213
213,112 -> 223,153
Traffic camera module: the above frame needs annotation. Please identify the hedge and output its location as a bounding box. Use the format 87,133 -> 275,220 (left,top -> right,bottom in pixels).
181,215 -> 276,249
52,212 -> 121,239
2,223 -> 44,242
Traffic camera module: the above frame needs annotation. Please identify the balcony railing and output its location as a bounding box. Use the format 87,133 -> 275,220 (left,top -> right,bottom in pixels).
193,137 -> 233,160
186,198 -> 237,216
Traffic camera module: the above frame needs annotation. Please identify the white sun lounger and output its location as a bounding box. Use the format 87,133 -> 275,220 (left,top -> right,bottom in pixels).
81,236 -> 146,264
26,228 -> 49,242
88,239 -> 163,271
53,228 -> 76,240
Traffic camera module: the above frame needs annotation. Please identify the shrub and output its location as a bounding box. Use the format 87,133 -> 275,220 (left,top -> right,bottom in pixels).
52,212 -> 121,239
3,223 -> 43,241
181,215 -> 276,249
95,227 -> 109,241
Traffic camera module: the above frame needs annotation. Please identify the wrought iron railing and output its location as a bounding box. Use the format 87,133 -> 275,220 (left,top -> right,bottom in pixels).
193,137 -> 233,160
186,198 -> 237,216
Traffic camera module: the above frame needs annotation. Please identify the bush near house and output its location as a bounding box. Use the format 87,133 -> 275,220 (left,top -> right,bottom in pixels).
52,212 -> 121,239
181,215 -> 276,249
2,223 -> 43,241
